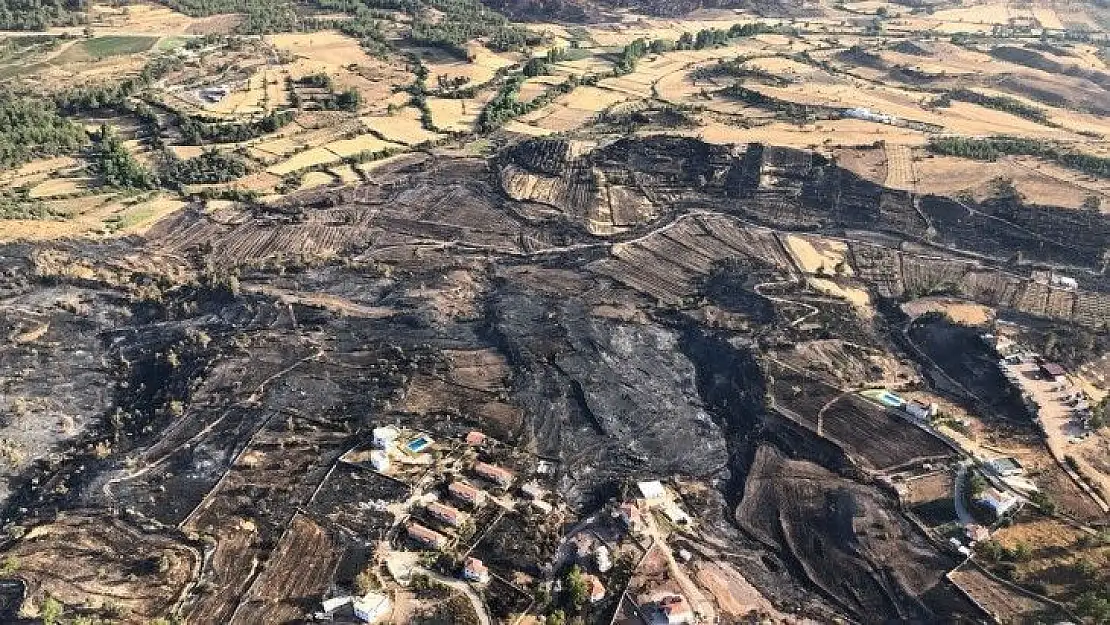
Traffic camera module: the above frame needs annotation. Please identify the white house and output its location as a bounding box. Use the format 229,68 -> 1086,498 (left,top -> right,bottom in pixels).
976,488 -> 1021,518
583,574 -> 606,603
463,557 -> 489,583
637,480 -> 666,505
370,450 -> 390,472
373,426 -> 400,449
352,592 -> 391,623
596,545 -> 612,573
904,400 -> 937,420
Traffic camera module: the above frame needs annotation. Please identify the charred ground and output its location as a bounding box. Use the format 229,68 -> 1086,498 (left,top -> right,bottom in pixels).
0,136 -> 1106,623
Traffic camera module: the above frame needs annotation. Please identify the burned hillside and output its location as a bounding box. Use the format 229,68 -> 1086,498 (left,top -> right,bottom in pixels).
0,135 -> 1105,623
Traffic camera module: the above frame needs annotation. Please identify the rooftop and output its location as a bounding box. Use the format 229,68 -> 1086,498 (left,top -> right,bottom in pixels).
637,480 -> 665,500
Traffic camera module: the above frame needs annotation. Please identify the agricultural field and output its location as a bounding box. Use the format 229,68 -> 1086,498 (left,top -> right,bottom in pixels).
0,0 -> 1108,622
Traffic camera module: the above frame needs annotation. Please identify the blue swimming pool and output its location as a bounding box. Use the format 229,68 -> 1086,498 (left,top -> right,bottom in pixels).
878,391 -> 905,407
406,436 -> 431,453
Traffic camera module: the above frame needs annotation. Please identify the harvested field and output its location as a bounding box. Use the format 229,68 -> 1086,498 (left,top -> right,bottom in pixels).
990,515 -> 1110,608
781,234 -> 854,276
267,147 -> 343,175
902,298 -> 994,326
361,108 -> 441,145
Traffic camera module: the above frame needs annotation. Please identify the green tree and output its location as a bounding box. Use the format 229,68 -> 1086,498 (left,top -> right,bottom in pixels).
565,565 -> 587,609
40,595 -> 62,625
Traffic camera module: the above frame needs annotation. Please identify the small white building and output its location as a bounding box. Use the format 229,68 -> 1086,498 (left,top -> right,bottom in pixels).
986,457 -> 1024,478
320,596 -> 352,615
637,480 -> 666,505
370,450 -> 390,472
904,400 -> 937,420
596,545 -> 612,573
976,488 -> 1021,518
463,557 -> 489,583
373,426 -> 400,449
1050,274 -> 1079,291
584,574 -> 606,603
352,592 -> 391,623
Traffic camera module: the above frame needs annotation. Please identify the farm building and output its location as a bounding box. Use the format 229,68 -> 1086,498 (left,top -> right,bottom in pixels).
976,488 -> 1021,518
584,574 -> 606,603
373,426 -> 400,449
637,480 -> 666,505
406,522 -> 447,550
617,501 -> 645,532
449,480 -> 487,507
843,107 -> 895,124
648,594 -> 695,624
463,557 -> 489,583
370,450 -> 390,472
904,400 -> 937,420
596,545 -> 612,572
352,591 -> 391,623
1039,362 -> 1068,382
985,457 -> 1024,477
474,461 -> 514,487
427,501 -> 466,527
1050,274 -> 1079,290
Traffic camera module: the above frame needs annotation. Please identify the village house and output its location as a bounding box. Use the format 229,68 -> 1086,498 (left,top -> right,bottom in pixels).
976,487 -> 1021,518
617,501 -> 645,533
352,591 -> 391,623
463,557 -> 489,583
904,400 -> 937,420
584,574 -> 606,603
427,501 -> 466,527
406,522 -> 447,550
637,480 -> 666,506
465,430 -> 487,447
650,594 -> 694,625
449,480 -> 488,507
370,449 -> 390,472
474,461 -> 514,488
373,426 -> 400,449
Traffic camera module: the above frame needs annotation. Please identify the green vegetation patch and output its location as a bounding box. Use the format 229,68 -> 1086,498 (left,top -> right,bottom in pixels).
928,136 -> 1110,179
0,0 -> 86,30
53,36 -> 158,64
0,189 -> 64,220
0,93 -> 87,169
937,88 -> 1051,125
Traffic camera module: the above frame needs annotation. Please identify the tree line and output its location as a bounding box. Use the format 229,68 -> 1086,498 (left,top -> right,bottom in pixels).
0,0 -> 84,30
928,136 -> 1110,179
614,22 -> 774,75
0,93 -> 87,169
936,88 -> 1051,125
